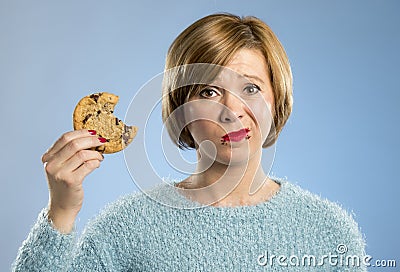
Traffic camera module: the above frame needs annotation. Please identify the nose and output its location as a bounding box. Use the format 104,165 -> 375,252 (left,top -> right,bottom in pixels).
219,91 -> 244,123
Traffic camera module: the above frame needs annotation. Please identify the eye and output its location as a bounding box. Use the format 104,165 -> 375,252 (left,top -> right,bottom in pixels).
243,84 -> 261,95
199,87 -> 220,98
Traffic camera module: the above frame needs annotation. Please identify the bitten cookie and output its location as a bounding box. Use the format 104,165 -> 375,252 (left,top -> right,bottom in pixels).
73,92 -> 137,154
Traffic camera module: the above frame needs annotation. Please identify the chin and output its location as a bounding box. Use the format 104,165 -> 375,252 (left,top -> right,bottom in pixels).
214,147 -> 257,166
196,137 -> 261,166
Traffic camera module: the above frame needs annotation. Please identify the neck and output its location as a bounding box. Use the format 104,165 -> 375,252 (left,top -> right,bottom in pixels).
178,149 -> 276,206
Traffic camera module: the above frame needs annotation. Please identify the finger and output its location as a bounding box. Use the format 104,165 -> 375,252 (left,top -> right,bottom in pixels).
63,150 -> 104,172
42,129 -> 97,163
72,159 -> 102,180
48,136 -> 105,166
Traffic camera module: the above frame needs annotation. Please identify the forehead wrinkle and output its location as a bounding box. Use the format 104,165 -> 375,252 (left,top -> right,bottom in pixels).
243,74 -> 265,86
211,69 -> 251,88
214,68 -> 266,87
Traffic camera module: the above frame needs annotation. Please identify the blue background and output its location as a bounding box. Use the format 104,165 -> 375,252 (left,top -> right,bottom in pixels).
1,1 -> 399,271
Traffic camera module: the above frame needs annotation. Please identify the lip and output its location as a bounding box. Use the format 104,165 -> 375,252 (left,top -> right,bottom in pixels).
221,128 -> 250,142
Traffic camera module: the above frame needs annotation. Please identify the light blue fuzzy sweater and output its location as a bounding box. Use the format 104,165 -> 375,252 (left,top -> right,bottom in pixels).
12,179 -> 366,271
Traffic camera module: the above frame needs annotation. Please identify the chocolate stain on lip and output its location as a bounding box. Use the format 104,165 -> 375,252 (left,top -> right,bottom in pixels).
221,128 -> 251,144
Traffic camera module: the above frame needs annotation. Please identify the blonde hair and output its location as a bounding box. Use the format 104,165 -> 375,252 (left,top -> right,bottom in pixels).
162,13 -> 293,149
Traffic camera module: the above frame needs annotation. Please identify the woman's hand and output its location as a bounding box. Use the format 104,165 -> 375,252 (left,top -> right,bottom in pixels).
41,129 -> 105,233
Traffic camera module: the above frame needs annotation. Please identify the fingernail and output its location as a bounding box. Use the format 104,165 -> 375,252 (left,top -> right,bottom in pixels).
88,130 -> 96,135
98,137 -> 107,143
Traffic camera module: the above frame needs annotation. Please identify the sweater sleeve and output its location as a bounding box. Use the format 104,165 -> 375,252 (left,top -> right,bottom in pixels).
328,207 -> 367,272
12,208 -> 76,271
13,205 -> 134,272
337,213 -> 367,271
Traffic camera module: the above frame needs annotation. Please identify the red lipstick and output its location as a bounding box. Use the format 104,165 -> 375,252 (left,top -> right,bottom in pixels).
221,128 -> 250,143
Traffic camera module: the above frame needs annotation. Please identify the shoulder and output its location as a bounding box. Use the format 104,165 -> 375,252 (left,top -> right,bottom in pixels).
276,178 -> 365,253
278,179 -> 359,225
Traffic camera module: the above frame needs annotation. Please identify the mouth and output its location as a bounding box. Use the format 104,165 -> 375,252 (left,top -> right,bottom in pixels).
221,128 -> 250,143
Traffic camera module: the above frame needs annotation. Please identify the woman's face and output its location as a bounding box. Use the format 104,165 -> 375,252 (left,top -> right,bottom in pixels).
185,48 -> 275,165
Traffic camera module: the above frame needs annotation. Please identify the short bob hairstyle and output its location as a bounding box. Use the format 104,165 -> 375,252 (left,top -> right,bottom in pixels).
162,13 -> 293,149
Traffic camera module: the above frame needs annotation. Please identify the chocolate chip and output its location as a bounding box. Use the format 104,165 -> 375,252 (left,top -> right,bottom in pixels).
122,134 -> 129,145
122,125 -> 132,145
90,93 -> 101,103
82,114 -> 92,124
97,110 -> 101,115
115,118 -> 119,125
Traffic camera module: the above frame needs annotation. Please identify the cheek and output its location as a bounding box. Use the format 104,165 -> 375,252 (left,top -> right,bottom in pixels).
188,120 -> 210,135
187,120 -> 220,144
246,98 -> 274,140
184,100 -> 222,140
184,100 -> 219,124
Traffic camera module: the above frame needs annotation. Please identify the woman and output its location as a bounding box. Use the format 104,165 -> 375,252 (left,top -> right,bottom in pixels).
13,13 -> 366,271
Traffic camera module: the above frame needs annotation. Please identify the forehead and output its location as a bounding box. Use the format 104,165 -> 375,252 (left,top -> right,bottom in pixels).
221,48 -> 269,86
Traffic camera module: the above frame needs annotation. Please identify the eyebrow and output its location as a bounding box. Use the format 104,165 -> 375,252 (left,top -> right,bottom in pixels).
243,74 -> 265,85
